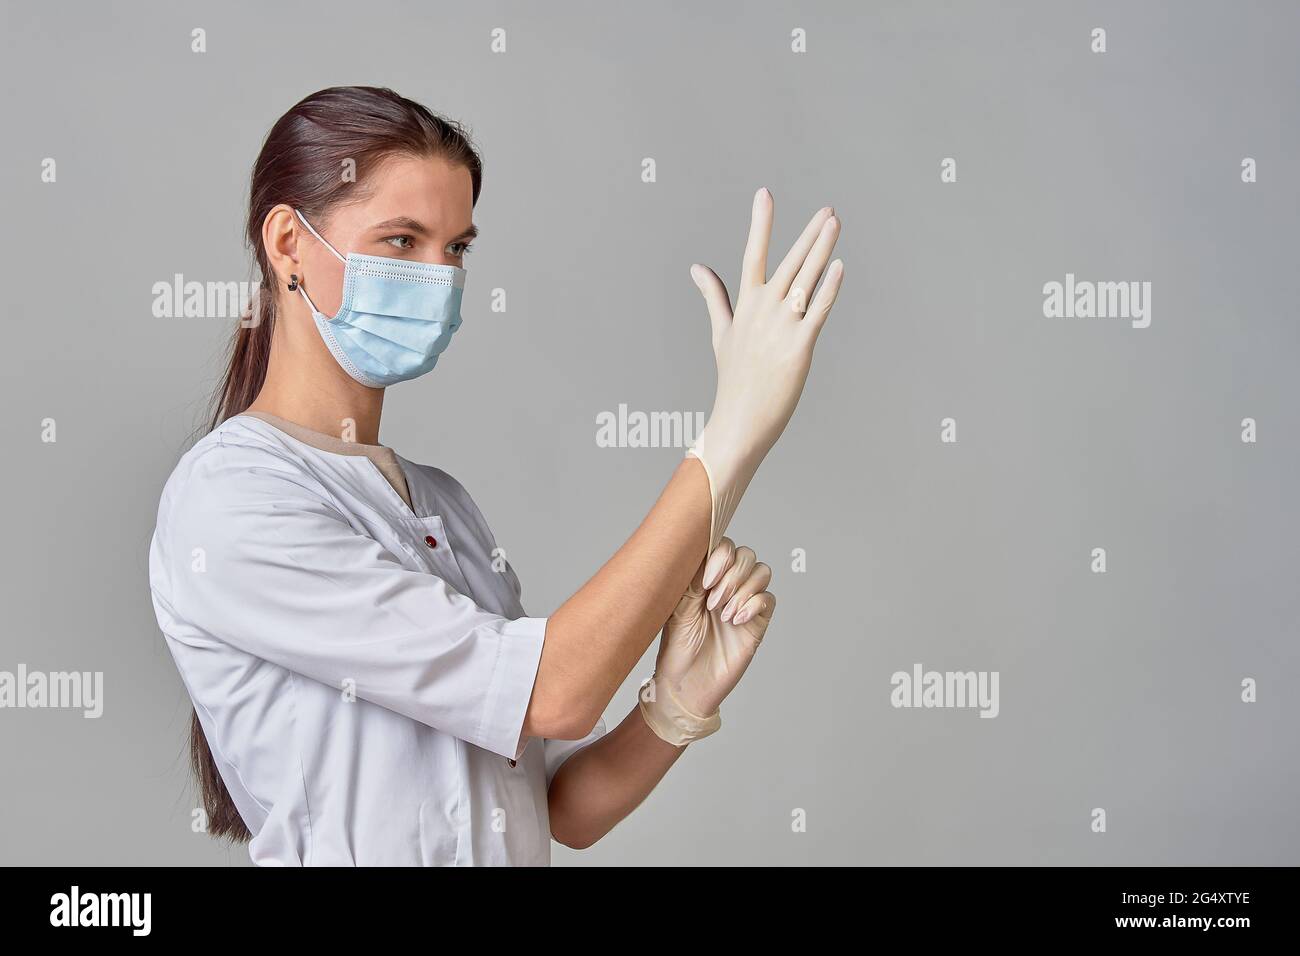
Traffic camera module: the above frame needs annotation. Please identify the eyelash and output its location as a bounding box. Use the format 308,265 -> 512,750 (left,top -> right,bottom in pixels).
382,235 -> 474,257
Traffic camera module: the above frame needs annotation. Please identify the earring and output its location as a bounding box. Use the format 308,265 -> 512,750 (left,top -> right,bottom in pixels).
287,274 -> 299,292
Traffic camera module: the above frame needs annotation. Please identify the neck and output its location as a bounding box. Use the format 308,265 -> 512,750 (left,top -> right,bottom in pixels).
246,319 -> 386,445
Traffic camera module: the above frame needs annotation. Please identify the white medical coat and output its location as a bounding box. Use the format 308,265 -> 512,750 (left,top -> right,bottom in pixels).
148,414 -> 604,865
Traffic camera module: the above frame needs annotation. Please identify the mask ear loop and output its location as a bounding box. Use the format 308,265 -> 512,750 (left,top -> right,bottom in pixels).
292,208 -> 347,314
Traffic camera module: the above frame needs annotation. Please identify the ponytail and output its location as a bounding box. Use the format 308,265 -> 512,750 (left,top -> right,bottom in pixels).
209,283 -> 275,430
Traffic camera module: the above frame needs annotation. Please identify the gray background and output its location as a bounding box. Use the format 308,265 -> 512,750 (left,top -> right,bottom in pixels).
1,0 -> 1296,866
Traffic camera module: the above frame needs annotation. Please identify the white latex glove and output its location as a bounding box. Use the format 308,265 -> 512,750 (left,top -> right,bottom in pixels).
687,188 -> 844,556
639,537 -> 776,746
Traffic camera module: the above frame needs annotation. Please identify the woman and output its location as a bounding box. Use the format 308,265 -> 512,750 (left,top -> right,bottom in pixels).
148,86 -> 843,865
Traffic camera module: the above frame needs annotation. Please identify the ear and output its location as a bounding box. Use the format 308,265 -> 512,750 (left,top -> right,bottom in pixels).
262,204 -> 303,289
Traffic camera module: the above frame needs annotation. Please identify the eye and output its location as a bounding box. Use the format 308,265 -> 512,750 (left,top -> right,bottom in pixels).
382,235 -> 415,250
448,240 -> 474,257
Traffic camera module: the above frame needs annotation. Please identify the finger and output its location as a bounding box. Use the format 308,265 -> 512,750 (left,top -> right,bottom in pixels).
720,561 -> 772,623
803,258 -> 844,337
690,263 -> 733,346
740,187 -> 774,290
787,216 -> 840,317
734,590 -> 776,628
707,545 -> 756,612
769,206 -> 835,299
702,536 -> 736,589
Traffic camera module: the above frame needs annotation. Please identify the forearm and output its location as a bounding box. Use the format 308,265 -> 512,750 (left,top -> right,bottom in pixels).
524,456 -> 710,738
547,705 -> 685,849
524,195 -> 842,741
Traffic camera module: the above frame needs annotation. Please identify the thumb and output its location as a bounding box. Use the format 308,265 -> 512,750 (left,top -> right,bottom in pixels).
690,263 -> 733,346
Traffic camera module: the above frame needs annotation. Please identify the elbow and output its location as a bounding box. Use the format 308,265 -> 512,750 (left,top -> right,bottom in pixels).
542,708 -> 601,742
549,796 -> 606,850
559,706 -> 602,741
553,829 -> 599,851
526,689 -> 601,741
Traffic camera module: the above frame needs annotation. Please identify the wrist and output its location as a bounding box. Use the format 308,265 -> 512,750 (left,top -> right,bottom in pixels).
638,675 -> 721,746
685,430 -> 764,555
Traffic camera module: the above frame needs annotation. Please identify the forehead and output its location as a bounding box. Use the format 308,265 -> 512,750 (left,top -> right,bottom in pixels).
340,153 -> 474,231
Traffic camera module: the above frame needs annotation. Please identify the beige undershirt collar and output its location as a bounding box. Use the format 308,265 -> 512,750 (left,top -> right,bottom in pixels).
240,410 -> 412,511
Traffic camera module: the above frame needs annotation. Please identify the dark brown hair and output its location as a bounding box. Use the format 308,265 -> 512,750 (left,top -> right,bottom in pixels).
194,86 -> 483,842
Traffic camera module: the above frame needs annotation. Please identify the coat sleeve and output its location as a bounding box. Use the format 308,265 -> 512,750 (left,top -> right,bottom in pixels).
157,444 -> 546,760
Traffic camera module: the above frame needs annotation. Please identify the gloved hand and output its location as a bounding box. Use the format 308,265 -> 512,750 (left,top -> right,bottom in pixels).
639,537 -> 776,746
687,189 -> 844,556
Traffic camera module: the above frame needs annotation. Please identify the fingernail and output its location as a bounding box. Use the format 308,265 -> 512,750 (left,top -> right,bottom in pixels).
689,264 -> 704,286
706,588 -> 724,611
757,187 -> 771,201
720,598 -> 737,622
830,258 -> 843,275
734,609 -> 751,625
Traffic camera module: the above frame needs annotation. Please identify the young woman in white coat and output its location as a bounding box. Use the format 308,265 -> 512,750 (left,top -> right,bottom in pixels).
148,86 -> 844,866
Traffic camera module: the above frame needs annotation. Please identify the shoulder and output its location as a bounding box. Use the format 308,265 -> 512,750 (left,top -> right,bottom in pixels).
155,417 -> 337,533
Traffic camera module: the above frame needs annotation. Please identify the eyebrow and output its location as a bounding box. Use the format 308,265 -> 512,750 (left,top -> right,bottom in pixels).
369,216 -> 478,243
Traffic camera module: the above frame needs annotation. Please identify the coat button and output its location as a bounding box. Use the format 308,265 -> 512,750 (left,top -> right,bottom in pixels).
424,535 -> 437,548
507,758 -> 517,768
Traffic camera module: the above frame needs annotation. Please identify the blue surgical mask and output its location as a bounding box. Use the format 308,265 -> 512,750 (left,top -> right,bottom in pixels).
293,208 -> 466,388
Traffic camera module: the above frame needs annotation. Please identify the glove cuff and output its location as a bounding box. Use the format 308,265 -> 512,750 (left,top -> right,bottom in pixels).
685,431 -> 757,559
638,676 -> 722,746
